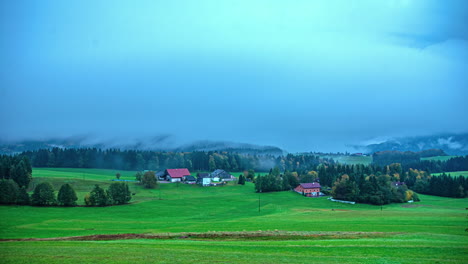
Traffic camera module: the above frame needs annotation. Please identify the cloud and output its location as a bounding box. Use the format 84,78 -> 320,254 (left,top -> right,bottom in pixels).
437,137 -> 463,149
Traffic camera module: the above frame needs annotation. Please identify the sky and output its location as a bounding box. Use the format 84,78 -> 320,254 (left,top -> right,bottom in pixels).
1,0 -> 467,152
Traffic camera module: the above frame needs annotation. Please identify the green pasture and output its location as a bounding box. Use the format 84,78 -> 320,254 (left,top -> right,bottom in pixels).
1,233 -> 467,264
421,155 -> 458,162
432,171 -> 468,177
1,168 -> 467,263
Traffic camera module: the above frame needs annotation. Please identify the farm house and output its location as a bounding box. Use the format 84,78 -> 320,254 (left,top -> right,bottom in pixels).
165,168 -> 191,182
294,182 -> 321,197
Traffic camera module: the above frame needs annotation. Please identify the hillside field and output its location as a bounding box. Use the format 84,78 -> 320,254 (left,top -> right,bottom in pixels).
432,171 -> 468,177
421,155 -> 459,162
1,168 -> 467,263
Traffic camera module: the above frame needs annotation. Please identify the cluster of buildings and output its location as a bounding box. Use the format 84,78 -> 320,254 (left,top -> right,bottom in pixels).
156,168 -> 236,186
155,168 -> 323,196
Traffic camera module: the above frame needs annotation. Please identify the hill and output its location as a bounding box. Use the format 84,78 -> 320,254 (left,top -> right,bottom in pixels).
0,136 -> 285,156
357,133 -> 468,155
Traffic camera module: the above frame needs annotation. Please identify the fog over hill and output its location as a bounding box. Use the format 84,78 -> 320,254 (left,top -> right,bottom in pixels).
355,133 -> 468,155
0,135 -> 285,156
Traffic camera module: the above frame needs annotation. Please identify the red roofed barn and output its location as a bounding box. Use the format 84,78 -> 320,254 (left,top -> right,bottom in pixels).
294,182 -> 321,197
165,168 -> 191,182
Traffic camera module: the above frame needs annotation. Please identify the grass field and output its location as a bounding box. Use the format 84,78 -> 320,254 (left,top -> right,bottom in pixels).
1,168 -> 467,263
421,155 -> 459,162
432,171 -> 468,177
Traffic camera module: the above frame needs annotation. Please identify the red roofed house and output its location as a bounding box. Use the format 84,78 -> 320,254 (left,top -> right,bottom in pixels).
294,182 -> 321,197
165,168 -> 191,182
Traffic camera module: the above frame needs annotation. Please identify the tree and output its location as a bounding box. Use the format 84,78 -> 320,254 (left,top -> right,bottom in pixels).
331,175 -> 359,201
246,169 -> 255,181
57,183 -> 78,206
238,174 -> 245,185
17,187 -> 30,205
141,171 -> 157,189
135,171 -> 143,182
87,184 -> 108,206
115,172 -> 121,180
208,155 -> 216,171
10,159 -> 32,188
107,182 -> 132,205
0,179 -> 19,204
31,182 -> 56,206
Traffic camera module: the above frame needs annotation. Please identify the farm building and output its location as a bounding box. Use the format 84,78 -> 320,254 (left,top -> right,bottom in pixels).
156,171 -> 166,181
196,174 -> 212,186
183,175 -> 197,184
210,169 -> 235,181
165,168 -> 191,182
294,182 -> 321,197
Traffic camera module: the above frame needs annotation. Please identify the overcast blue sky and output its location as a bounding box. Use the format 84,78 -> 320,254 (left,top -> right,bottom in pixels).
1,0 -> 467,152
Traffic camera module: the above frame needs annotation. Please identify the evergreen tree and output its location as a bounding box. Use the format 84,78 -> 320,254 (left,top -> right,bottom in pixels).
31,182 -> 56,206
238,174 -> 245,185
57,183 -> 78,206
0,179 -> 19,204
17,187 -> 30,205
87,184 -> 108,206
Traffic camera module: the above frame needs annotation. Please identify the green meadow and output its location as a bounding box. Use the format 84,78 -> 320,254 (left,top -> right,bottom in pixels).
432,171 -> 468,177
1,168 -> 467,263
421,155 -> 459,162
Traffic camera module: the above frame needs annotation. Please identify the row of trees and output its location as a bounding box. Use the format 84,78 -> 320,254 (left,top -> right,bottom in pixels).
331,173 -> 419,205
20,148 -> 334,172
84,184 -> 132,206
254,168 -> 299,193
0,155 -> 32,188
0,180 -> 132,206
372,151 -> 468,173
408,170 -> 467,198
252,162 -> 468,204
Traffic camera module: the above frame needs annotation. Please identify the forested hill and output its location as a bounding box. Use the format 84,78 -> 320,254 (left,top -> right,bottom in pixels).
19,148 -> 332,172
360,133 -> 468,155
0,137 -> 285,156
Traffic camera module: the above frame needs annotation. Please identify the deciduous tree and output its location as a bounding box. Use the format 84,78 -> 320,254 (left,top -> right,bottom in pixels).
57,183 -> 78,206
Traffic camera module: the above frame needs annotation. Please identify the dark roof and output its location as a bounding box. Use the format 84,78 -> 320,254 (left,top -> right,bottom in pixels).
166,168 -> 191,178
184,175 -> 196,181
299,182 -> 321,189
197,173 -> 210,178
156,171 -> 166,177
211,169 -> 232,179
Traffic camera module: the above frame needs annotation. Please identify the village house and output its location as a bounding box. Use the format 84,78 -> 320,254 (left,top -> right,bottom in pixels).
210,169 -> 235,181
294,182 -> 321,197
165,168 -> 191,182
196,173 -> 211,186
183,175 -> 197,184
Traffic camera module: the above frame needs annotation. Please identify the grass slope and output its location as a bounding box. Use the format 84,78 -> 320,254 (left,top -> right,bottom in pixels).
432,171 -> 468,177
1,168 -> 467,263
421,155 -> 458,162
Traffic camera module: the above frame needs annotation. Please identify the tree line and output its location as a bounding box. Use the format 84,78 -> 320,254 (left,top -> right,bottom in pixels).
253,162 -> 468,204
372,151 -> 468,173
0,154 -> 32,188
20,148 -> 333,172
0,180 -> 132,206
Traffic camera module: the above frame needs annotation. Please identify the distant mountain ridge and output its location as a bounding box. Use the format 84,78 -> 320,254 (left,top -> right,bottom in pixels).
0,136 -> 286,156
359,133 -> 468,155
